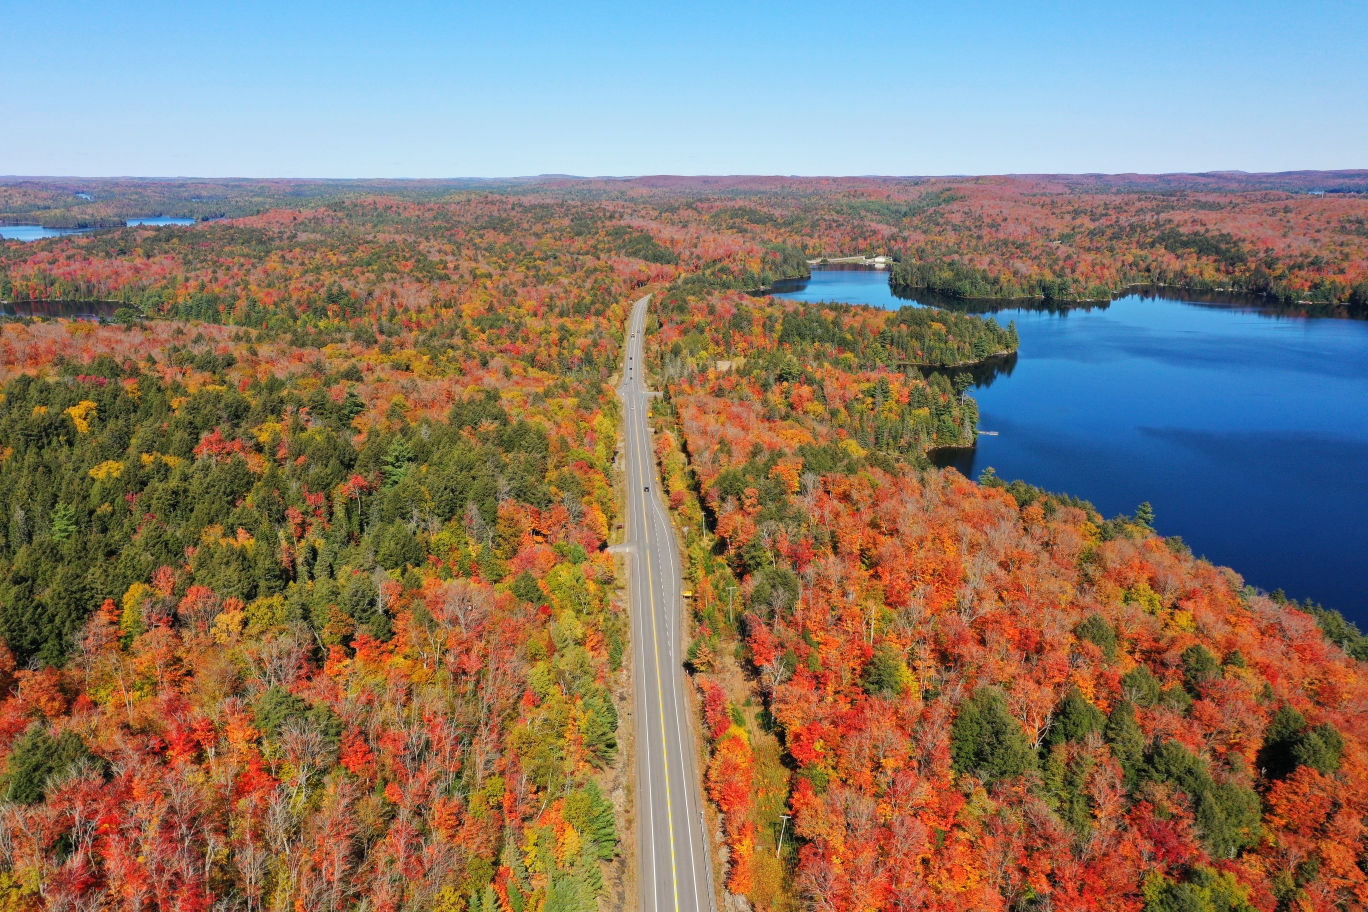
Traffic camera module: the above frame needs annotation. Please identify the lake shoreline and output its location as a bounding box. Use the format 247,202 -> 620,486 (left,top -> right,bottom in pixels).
775,266 -> 1368,624
1,217 -> 199,241
767,268 -> 1366,319
891,280 -> 1368,318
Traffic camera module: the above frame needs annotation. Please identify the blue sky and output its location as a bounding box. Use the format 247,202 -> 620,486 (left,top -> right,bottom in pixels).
2,0 -> 1364,178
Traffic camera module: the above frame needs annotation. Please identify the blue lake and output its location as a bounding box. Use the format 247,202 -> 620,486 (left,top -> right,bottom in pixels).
772,267 -> 1368,625
1,218 -> 195,241
0,225 -> 90,241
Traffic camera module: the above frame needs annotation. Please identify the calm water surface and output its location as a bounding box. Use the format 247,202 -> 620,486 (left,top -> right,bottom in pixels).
0,301 -> 121,319
0,225 -> 90,241
1,218 -> 194,241
773,268 -> 1368,624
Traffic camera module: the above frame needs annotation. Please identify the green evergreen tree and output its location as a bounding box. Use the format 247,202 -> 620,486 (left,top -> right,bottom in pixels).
1198,782 -> 1262,861
1075,613 -> 1119,661
512,570 -> 545,605
565,780 -> 618,861
580,687 -> 619,768
1142,740 -> 1261,859
1293,723 -> 1344,775
1105,700 -> 1146,788
1121,665 -> 1162,708
1181,644 -> 1222,693
1041,743 -> 1096,837
1046,687 -> 1106,748
2,727 -> 96,804
951,687 -> 1036,783
1143,866 -> 1256,912
382,437 -> 415,488
862,642 -> 912,697
49,502 -> 77,542
1259,705 -> 1344,779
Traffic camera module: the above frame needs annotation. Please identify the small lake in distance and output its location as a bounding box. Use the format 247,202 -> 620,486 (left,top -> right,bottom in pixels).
1,217 -> 196,241
772,267 -> 1368,625
0,225 -> 91,241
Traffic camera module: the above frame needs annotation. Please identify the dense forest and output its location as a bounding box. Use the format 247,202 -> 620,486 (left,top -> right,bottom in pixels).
6,171 -> 1368,311
0,175 -> 1365,911
647,273 -> 1368,912
0,195 -> 668,912
0,364 -> 623,911
649,292 -> 993,459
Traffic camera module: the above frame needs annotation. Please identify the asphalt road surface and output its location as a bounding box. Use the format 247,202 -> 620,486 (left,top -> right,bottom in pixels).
620,295 -> 713,912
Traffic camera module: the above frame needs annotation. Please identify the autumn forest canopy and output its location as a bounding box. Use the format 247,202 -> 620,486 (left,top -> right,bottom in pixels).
0,172 -> 1366,912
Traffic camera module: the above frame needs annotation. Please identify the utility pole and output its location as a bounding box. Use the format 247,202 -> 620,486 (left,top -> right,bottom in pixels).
777,814 -> 791,858
727,586 -> 736,625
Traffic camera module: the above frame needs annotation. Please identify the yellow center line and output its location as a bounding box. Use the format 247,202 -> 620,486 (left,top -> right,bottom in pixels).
631,299 -> 681,912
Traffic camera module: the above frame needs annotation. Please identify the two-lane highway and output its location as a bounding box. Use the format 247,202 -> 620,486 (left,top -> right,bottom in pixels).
620,295 -> 713,912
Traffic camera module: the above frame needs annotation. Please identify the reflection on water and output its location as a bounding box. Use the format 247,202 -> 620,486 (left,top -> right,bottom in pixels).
774,268 -> 1368,623
0,225 -> 92,241
1,218 -> 197,242
773,267 -> 1365,321
927,351 -> 1019,389
1,300 -> 122,319
893,286 -> 1112,316
896,283 -> 1365,322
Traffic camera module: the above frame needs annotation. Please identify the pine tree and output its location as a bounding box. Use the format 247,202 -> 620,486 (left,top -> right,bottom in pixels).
1047,687 -> 1106,747
1105,701 -> 1145,788
950,687 -> 1035,782
49,502 -> 76,542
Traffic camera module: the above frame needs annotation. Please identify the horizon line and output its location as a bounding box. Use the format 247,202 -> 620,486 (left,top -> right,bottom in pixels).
3,168 -> 1368,183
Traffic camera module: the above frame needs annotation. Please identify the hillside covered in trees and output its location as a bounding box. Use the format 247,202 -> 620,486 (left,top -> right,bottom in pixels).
0,174 -> 1365,912
647,273 -> 1368,912
5,170 -> 1368,311
0,195 -> 679,912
